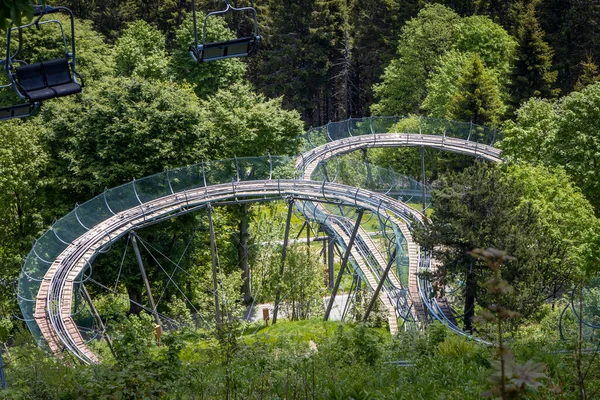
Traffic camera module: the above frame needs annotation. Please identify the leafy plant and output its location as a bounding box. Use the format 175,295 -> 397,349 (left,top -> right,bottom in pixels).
471,248 -> 547,399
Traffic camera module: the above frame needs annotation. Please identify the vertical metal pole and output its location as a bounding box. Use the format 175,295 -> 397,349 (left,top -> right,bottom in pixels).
207,204 -> 221,327
81,284 -> 117,359
328,237 -> 335,288
130,233 -> 162,329
324,209 -> 364,321
421,146 -> 426,212
273,199 -> 294,324
307,220 -> 311,257
0,349 -> 5,390
362,148 -> 373,189
363,248 -> 397,322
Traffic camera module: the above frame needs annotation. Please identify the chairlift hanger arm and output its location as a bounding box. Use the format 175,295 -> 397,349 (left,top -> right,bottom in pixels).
189,0 -> 261,63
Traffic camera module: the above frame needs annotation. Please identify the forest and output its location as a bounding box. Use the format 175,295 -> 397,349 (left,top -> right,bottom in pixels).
1,0 -> 600,399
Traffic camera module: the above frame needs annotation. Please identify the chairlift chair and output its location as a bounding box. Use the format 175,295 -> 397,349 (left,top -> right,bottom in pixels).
189,0 -> 261,63
1,4 -> 83,121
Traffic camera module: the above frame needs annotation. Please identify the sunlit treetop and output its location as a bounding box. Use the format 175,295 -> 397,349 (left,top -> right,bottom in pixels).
0,1 -> 44,33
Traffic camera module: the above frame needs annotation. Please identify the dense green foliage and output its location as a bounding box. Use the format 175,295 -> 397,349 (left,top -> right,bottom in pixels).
0,1 -> 600,399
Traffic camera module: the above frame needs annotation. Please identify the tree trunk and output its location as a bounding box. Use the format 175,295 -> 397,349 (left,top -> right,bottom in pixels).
127,285 -> 143,315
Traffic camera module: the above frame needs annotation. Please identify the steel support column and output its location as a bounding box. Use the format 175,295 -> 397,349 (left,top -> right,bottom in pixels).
363,248 -> 397,322
324,208 -> 364,321
207,204 -> 221,327
328,237 -> 335,288
81,284 -> 117,359
130,233 -> 162,329
273,198 -> 294,324
421,146 -> 426,212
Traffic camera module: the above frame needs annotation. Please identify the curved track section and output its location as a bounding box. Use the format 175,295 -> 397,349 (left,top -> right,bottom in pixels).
298,133 -> 503,177
19,116 -> 504,364
30,179 -> 425,364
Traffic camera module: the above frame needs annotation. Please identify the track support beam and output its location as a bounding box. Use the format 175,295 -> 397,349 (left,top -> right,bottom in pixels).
421,146 -> 426,212
81,284 -> 117,359
324,208 -> 364,321
131,232 -> 162,329
207,204 -> 221,327
363,248 -> 397,322
273,198 -> 294,324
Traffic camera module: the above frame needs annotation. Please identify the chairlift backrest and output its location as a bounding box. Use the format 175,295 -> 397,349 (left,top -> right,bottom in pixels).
189,0 -> 261,63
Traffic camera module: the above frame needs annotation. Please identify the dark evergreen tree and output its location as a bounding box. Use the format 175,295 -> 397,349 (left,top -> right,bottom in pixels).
574,55 -> 600,92
509,2 -> 557,108
311,0 -> 352,122
348,0 -> 418,117
537,0 -> 600,92
447,54 -> 503,126
254,0 -> 325,126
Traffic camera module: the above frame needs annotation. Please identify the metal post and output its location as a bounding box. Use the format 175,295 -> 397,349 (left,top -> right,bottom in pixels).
363,248 -> 397,322
130,233 -> 162,329
273,199 -> 294,324
421,146 -> 426,212
81,284 -> 117,359
328,237 -> 335,288
207,204 -> 221,327
324,209 -> 364,321
0,349 -> 5,390
307,220 -> 311,256
362,148 -> 373,189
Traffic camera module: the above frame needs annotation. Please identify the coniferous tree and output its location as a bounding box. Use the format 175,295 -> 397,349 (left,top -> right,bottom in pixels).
574,55 -> 600,92
349,0 -> 416,117
447,54 -> 503,126
311,0 -> 352,122
255,0 -> 324,125
509,2 -> 557,108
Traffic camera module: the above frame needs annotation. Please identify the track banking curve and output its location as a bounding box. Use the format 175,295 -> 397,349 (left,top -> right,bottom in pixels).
19,116 -> 502,364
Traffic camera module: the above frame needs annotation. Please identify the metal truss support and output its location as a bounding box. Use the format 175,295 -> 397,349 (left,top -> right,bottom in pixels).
341,274 -> 359,321
130,232 -> 162,329
273,198 -> 294,324
362,148 -> 373,189
207,204 -> 221,327
421,146 -> 426,212
81,283 -> 117,359
363,248 -> 397,322
328,237 -> 335,288
324,208 -> 364,321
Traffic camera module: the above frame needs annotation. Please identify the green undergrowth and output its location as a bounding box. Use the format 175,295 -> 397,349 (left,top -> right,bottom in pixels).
1,313 -> 598,399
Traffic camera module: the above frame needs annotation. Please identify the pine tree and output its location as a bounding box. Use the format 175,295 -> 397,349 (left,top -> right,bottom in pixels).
349,0 -> 416,117
509,2 -> 557,107
447,55 -> 503,126
574,55 -> 600,91
311,0 -> 352,122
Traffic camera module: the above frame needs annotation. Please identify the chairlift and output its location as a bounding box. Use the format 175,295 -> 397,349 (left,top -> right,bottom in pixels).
1,4 -> 83,121
189,0 -> 261,63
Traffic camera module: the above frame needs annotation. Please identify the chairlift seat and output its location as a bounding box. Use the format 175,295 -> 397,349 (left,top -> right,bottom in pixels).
195,35 -> 261,62
14,58 -> 81,102
0,103 -> 33,120
42,58 -> 81,97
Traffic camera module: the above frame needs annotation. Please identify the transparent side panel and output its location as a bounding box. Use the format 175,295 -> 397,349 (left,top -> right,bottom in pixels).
371,116 -> 399,133
204,159 -> 237,186
135,171 -> 173,204
236,157 -> 271,181
104,182 -> 141,214
348,117 -> 372,136
32,230 -> 69,263
76,196 -> 115,229
52,210 -> 89,244
168,163 -> 204,193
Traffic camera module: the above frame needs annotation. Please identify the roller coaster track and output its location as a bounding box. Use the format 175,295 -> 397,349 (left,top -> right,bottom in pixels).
296,131 -> 502,332
19,117 -> 503,364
